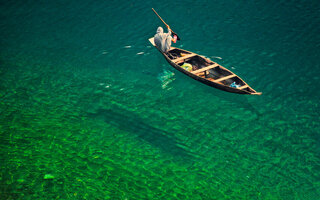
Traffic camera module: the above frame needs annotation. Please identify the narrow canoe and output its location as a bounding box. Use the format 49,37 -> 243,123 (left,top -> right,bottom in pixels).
149,37 -> 262,95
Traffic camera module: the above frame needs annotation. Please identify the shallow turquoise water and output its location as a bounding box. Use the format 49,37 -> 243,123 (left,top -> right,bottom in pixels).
1,0 -> 320,199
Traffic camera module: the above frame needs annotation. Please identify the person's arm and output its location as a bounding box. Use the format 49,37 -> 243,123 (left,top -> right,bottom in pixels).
166,25 -> 176,42
166,25 -> 172,36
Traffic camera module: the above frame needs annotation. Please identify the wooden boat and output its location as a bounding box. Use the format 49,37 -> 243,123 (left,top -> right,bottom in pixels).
149,37 -> 262,95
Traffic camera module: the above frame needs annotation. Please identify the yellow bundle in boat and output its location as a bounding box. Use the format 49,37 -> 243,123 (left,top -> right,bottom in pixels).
181,63 -> 192,72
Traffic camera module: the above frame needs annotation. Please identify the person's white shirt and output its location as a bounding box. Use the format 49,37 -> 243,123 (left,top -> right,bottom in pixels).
154,27 -> 172,53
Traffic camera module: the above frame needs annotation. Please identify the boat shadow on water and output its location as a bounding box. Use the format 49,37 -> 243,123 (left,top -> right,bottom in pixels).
87,107 -> 196,161
204,86 -> 263,119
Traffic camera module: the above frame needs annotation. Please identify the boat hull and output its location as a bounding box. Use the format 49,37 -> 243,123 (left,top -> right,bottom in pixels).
149,37 -> 261,95
163,54 -> 250,94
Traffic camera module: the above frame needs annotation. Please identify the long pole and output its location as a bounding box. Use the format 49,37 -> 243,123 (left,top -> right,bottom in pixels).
152,8 -> 169,27
152,8 -> 181,40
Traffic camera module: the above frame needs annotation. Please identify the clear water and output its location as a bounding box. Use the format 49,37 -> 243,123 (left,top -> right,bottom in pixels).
1,0 -> 319,199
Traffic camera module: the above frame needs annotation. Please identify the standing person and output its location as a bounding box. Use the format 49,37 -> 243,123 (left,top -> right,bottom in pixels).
154,26 -> 177,53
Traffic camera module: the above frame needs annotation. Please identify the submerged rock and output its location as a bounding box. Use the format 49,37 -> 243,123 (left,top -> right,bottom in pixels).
17,179 -> 25,183
43,174 -> 55,180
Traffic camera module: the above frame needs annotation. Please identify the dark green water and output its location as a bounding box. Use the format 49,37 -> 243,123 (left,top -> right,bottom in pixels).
1,0 -> 319,199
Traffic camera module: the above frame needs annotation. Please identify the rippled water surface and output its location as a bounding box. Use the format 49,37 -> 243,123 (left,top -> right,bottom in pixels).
1,0 -> 320,199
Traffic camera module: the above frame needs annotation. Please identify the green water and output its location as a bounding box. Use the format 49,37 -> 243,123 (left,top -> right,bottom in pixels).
1,0 -> 320,199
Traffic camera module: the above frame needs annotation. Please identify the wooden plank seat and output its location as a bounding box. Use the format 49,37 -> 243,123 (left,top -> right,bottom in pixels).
214,74 -> 237,83
149,38 -> 155,45
172,53 -> 196,63
192,63 -> 219,74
